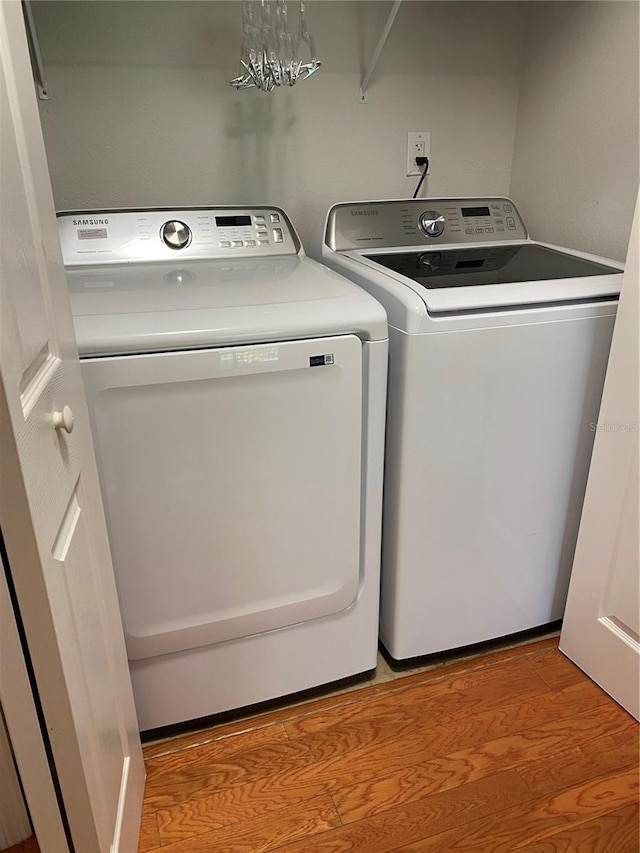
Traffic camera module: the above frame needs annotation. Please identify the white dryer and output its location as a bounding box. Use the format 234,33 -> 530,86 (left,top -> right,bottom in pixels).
314,197 -> 622,663
58,207 -> 388,732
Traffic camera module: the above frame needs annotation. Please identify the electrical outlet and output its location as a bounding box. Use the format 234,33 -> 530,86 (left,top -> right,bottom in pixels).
407,131 -> 431,177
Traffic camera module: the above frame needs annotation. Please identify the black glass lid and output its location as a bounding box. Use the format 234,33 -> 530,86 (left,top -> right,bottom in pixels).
364,244 -> 621,290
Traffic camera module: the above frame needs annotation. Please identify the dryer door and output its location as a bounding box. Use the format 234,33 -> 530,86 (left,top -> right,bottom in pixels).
81,335 -> 362,660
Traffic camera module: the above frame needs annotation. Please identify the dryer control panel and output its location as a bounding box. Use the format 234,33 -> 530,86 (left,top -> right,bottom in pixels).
58,207 -> 301,266
325,198 -> 528,251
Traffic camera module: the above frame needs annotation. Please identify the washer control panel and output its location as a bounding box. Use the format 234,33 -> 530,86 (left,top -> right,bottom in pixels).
58,207 -> 300,266
325,198 -> 528,251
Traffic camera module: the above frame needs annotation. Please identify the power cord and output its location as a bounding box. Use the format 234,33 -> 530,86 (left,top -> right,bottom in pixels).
412,156 -> 429,199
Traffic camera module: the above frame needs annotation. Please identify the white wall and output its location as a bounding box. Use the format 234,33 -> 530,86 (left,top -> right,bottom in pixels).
510,1 -> 639,262
31,1 -> 640,256
33,1 -> 526,247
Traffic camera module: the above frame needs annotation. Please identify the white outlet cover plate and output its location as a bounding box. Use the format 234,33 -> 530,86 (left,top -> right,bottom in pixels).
407,131 -> 431,177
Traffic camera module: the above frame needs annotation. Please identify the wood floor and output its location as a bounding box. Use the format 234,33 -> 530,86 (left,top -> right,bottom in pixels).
3,838 -> 38,853
137,638 -> 639,852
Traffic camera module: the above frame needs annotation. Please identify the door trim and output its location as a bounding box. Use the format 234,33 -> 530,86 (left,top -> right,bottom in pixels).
0,529 -> 70,853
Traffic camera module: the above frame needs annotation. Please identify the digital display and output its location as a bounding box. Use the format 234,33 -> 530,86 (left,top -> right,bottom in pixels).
456,259 -> 484,269
215,215 -> 252,227
461,206 -> 491,218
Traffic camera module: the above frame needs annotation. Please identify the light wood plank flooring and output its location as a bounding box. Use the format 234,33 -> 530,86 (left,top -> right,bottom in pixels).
137,638 -> 639,852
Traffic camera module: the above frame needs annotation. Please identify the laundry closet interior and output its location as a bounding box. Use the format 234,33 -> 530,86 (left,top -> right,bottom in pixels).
21,0 -> 639,701
25,0 -> 639,718
2,2 -> 638,852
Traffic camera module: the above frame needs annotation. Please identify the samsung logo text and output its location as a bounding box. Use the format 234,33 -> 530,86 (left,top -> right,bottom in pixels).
73,218 -> 109,226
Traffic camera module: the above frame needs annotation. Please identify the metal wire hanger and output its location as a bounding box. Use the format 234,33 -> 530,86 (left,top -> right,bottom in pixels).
230,0 -> 321,92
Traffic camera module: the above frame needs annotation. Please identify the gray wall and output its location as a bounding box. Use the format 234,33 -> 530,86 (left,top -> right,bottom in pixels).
33,1 -> 638,257
510,1 -> 639,261
33,1 -> 526,247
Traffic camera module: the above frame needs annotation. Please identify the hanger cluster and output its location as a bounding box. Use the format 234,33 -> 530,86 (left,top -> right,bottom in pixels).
230,0 -> 321,92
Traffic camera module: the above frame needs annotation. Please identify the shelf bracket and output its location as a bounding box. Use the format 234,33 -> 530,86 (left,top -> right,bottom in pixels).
358,0 -> 402,103
22,1 -> 51,100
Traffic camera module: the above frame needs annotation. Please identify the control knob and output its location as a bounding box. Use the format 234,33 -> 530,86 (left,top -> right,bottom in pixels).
419,210 -> 445,238
161,220 -> 191,250
418,252 -> 441,272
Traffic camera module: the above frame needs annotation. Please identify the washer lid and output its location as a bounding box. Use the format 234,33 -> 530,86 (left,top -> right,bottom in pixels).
364,244 -> 620,288
349,242 -> 622,314
67,256 -> 388,356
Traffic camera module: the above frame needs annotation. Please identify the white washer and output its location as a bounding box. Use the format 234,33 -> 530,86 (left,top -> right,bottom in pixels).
58,207 -> 388,732
314,197 -> 622,663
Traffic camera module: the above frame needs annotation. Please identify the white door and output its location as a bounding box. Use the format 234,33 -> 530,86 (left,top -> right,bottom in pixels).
560,193 -> 639,721
0,4 -> 145,852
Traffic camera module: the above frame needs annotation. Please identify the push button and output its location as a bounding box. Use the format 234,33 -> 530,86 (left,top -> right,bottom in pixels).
273,228 -> 284,243
270,213 -> 280,223
506,217 -> 516,230
504,203 -> 513,213
219,240 -> 231,248
232,240 -> 243,247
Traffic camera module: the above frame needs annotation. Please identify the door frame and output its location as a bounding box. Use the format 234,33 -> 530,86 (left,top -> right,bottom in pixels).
0,511 -> 69,853
0,671 -> 31,850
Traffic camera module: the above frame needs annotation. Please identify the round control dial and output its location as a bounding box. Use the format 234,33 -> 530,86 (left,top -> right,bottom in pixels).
419,210 -> 445,238
161,220 -> 191,250
418,251 -> 441,272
